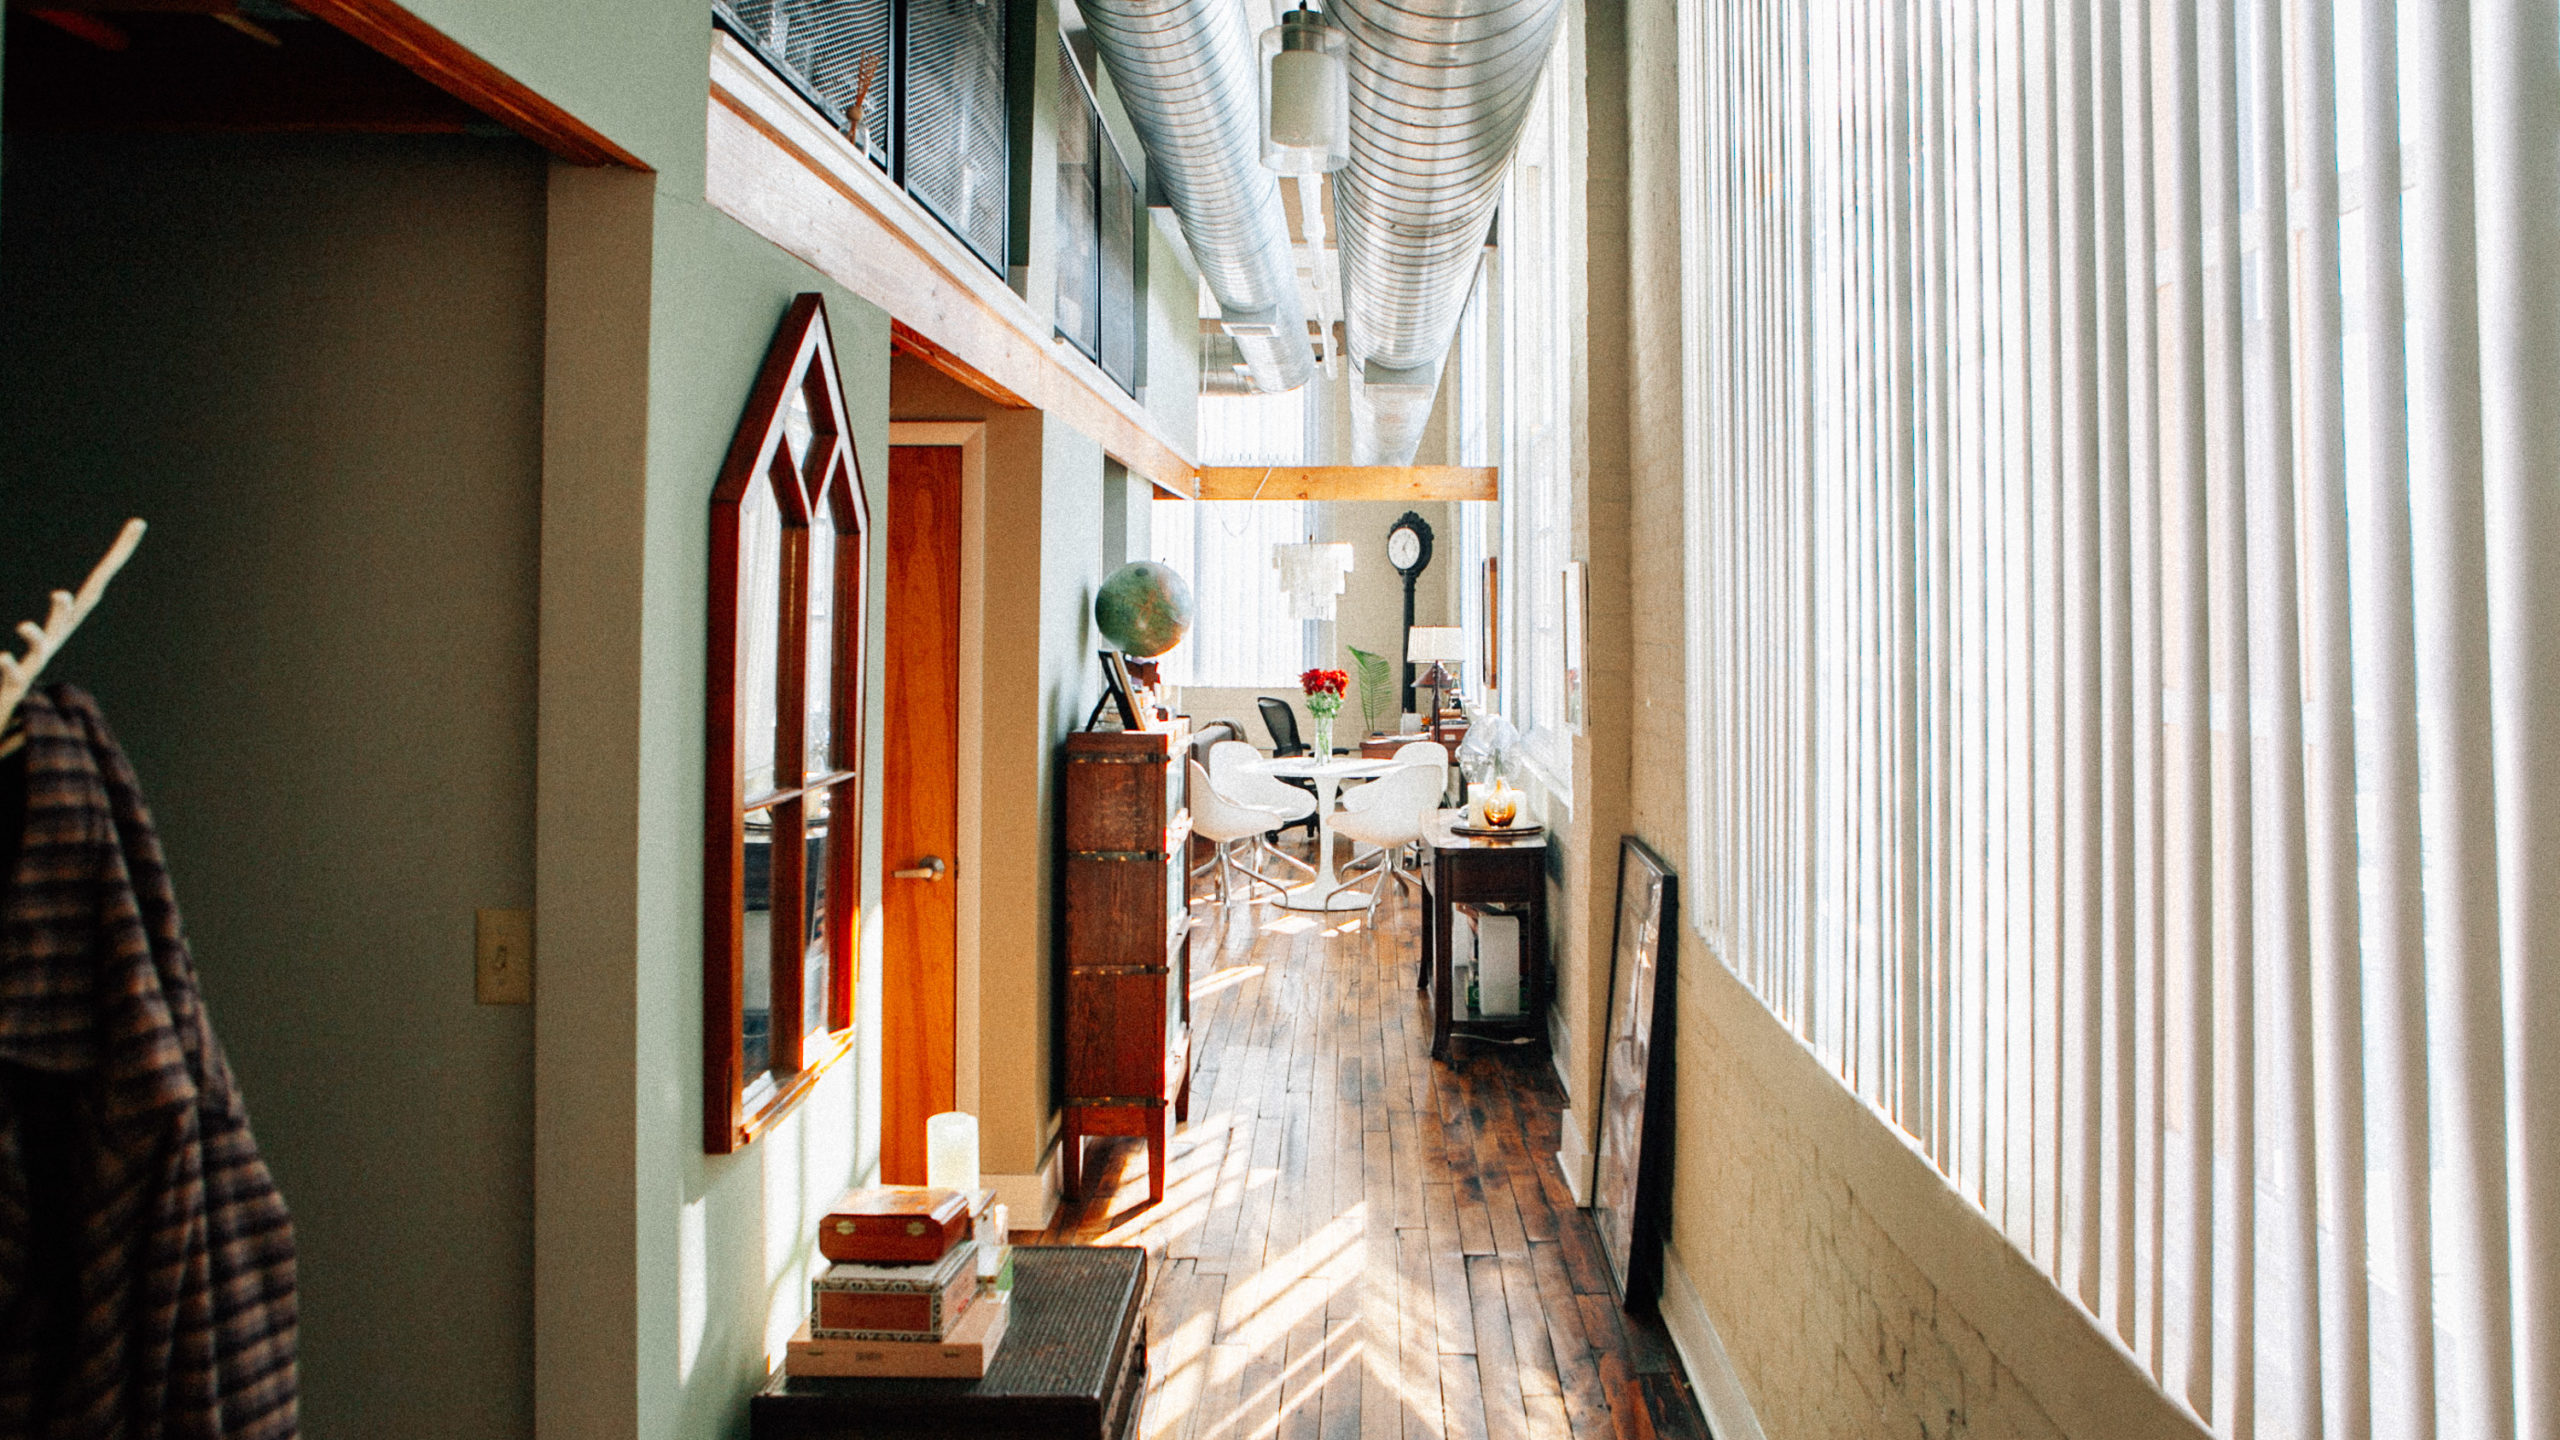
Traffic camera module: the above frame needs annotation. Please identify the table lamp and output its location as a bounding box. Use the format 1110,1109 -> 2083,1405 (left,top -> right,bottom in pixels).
1404,626 -> 1467,743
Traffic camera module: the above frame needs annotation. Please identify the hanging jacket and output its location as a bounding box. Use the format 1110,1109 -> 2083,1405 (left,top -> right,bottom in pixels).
0,684 -> 298,1440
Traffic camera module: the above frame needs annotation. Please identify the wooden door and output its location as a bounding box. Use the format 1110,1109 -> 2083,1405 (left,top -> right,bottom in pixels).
882,444 -> 963,1183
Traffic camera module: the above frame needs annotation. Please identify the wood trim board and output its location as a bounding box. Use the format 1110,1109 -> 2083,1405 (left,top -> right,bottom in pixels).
1193,466 -> 1499,502
296,0 -> 647,167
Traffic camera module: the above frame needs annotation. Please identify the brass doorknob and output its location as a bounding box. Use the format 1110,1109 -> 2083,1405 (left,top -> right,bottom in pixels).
893,856 -> 948,881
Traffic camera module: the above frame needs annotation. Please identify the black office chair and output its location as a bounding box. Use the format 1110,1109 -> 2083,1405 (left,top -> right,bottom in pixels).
1253,696 -> 1323,837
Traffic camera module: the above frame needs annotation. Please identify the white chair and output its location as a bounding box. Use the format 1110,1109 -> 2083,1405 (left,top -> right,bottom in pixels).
1208,739 -> 1317,876
1325,763 -> 1446,925
1342,740 -> 1447,816
1188,760 -> 1293,908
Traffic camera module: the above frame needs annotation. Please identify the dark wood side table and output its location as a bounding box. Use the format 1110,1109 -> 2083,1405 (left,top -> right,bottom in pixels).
1416,810 -> 1549,1061
752,1246 -> 1149,1440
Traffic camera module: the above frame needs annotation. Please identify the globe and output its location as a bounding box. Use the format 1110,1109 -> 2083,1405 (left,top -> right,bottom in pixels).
1094,561 -> 1194,658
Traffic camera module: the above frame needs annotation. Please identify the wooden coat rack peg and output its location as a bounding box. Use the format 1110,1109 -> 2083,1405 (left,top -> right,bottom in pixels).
0,518 -> 148,757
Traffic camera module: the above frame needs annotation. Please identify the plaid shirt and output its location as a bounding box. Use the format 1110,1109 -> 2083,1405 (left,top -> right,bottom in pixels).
0,686 -> 298,1439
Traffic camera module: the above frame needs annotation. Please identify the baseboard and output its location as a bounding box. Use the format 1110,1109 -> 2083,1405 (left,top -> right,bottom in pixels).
1555,1105 -> 1594,1207
1657,1248 -> 1770,1440
987,1147 -> 1059,1231
1550,1009 -> 1592,1205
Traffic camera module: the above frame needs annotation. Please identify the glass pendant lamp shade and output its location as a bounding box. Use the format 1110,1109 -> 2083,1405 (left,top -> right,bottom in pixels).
1261,4 -> 1349,173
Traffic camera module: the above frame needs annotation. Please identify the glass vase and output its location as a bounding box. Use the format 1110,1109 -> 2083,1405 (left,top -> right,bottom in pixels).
1311,713 -> 1334,757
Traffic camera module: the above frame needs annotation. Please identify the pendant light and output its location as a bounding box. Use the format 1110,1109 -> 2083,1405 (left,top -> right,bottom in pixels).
1260,2 -> 1349,174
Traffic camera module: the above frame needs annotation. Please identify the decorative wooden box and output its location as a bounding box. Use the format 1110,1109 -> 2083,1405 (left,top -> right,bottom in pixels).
1059,728 -> 1194,1204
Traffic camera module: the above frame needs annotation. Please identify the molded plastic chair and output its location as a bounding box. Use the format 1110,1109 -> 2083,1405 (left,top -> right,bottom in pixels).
1188,760 -> 1293,908
1209,739 -> 1318,872
1325,763 -> 1446,925
1343,739 -> 1448,816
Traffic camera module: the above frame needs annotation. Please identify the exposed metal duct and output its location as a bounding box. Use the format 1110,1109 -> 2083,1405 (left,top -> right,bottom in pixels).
1080,0 -> 1317,393
1333,0 -> 1562,461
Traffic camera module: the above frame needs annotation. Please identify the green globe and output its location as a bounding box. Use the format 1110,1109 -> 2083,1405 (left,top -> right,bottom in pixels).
1094,561 -> 1194,658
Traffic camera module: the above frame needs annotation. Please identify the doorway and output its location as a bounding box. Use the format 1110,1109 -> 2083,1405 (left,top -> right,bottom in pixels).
879,434 -> 969,1182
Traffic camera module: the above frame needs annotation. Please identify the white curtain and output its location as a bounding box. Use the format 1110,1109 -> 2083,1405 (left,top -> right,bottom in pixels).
1155,390 -> 1317,686
1677,2 -> 2559,1437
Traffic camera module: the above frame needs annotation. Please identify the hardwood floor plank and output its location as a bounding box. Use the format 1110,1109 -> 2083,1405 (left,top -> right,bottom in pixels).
1438,1355 -> 1494,1440
1466,1254 -> 1533,1440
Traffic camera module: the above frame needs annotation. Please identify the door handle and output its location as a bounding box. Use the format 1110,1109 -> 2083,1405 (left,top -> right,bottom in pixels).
893,856 -> 948,882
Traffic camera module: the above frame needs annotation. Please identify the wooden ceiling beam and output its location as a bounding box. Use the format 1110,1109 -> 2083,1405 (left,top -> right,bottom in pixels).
1192,466 -> 1498,503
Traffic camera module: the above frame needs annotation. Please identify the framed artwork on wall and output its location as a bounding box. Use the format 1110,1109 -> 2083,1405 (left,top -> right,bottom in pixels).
704,294 -> 871,1154
1592,835 -> 1677,1311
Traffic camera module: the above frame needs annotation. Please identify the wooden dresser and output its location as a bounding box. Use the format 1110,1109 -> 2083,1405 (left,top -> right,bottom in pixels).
1059,729 -> 1193,1203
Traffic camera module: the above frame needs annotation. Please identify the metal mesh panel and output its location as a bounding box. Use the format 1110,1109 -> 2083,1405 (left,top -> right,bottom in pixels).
1055,43 -> 1101,358
902,0 -> 1009,272
715,0 -> 892,164
1098,130 -> 1138,393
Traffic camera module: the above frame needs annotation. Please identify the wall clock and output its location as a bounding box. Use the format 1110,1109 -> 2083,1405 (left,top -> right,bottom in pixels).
1387,510 -> 1434,712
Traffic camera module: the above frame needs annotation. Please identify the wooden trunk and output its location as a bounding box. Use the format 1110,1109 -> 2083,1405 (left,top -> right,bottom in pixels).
1057,729 -> 1193,1203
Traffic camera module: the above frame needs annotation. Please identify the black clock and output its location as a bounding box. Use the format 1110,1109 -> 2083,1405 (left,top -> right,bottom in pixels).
1387,511 -> 1434,712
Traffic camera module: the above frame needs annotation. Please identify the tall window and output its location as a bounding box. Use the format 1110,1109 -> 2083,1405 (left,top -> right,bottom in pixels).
1680,3 -> 2560,1436
1500,37 -> 1575,786
1152,389 -> 1317,687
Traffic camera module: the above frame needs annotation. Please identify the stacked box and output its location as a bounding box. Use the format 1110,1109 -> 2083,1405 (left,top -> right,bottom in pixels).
812,1240 -> 978,1341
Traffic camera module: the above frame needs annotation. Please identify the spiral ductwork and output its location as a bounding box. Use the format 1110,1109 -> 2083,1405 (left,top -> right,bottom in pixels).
1333,0 -> 1563,461
1080,0 -> 1316,393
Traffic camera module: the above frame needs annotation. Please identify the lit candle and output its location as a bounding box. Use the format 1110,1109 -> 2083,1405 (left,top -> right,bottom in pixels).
926,1111 -> 979,1194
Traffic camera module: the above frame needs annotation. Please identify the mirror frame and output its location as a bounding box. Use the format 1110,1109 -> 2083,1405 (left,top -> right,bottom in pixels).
705,294 -> 871,1154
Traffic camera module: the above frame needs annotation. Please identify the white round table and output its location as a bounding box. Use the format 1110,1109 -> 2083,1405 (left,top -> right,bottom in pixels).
1250,755 -> 1398,911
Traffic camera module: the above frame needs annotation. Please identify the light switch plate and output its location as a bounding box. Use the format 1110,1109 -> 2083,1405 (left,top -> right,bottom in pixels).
476,908 -> 534,1005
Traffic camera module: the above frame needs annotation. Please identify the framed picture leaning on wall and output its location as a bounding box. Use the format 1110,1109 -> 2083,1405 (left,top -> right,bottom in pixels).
1592,835 -> 1677,1311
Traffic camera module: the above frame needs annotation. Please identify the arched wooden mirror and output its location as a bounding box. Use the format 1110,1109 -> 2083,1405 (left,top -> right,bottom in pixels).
706,294 -> 870,1153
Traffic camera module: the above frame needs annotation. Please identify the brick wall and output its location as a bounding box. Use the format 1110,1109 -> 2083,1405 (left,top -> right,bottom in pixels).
1668,989 -> 2069,1440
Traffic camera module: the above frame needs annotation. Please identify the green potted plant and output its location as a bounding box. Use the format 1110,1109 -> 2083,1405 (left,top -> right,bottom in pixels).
1346,646 -> 1395,740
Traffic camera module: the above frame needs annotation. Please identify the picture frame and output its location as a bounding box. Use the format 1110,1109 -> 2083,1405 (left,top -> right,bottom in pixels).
1592,835 -> 1677,1311
1089,649 -> 1142,731
1561,560 -> 1587,731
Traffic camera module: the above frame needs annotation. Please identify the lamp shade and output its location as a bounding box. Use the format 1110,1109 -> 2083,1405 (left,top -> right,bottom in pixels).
1261,5 -> 1349,174
1405,626 -> 1468,664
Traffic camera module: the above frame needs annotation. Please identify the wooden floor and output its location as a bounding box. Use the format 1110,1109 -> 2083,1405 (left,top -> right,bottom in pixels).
1037,862 -> 1710,1440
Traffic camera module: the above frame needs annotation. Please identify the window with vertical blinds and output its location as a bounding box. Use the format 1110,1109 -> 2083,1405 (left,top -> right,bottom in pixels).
1502,37 -> 1577,788
1676,2 -> 2557,1438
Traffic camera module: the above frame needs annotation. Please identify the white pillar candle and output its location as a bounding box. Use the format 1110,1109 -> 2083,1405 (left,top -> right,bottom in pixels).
1466,782 -> 1492,827
925,1111 -> 979,1194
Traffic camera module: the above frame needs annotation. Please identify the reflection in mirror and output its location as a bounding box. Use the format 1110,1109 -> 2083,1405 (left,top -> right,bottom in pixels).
804,788 -> 834,1039
743,806 -> 777,1096
740,475 -> 787,799
806,497 -> 838,779
782,383 -> 816,469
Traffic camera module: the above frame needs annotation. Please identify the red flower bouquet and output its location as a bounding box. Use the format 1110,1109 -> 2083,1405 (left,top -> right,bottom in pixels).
1299,668 -> 1348,754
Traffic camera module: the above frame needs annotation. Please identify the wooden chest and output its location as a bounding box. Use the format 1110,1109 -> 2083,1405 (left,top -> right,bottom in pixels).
1058,729 -> 1194,1203
752,1246 -> 1149,1440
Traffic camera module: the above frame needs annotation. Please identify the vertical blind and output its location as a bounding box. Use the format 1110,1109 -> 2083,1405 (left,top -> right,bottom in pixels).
1151,390 -> 1318,687
1502,37 -> 1579,785
1675,2 -> 2558,1438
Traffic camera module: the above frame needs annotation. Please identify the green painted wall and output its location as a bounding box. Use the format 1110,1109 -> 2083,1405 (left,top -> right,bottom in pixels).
634,192 -> 892,1440
0,132 -> 549,1440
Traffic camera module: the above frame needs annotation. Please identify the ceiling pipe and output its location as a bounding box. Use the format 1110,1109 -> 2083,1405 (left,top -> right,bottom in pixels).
1080,0 -> 1317,393
1332,0 -> 1562,462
